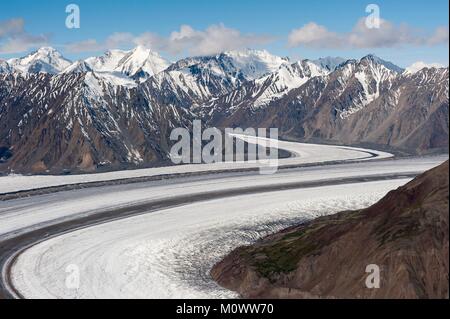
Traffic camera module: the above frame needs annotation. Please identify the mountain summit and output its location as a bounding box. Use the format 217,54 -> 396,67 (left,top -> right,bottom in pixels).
7,47 -> 72,74
360,54 -> 404,74
84,46 -> 170,81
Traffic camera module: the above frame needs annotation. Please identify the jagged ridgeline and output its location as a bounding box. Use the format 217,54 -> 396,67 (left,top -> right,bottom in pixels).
0,47 -> 448,173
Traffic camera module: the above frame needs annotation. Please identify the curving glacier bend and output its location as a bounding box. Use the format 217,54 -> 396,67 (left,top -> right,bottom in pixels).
0,135 -> 392,194
0,138 -> 447,299
11,181 -> 413,299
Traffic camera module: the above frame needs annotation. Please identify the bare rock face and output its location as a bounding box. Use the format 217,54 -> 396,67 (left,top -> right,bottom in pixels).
211,161 -> 449,299
0,72 -> 190,173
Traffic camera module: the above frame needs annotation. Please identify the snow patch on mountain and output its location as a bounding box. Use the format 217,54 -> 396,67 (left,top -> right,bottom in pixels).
116,46 -> 170,78
83,72 -> 137,98
85,50 -> 128,72
146,49 -> 289,107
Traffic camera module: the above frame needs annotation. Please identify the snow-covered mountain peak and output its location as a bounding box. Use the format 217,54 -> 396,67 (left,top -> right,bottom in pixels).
220,49 -> 289,80
353,54 -> 401,86
7,46 -> 72,74
35,46 -> 60,55
360,54 -> 404,74
84,46 -> 170,81
84,49 -> 128,72
23,46 -> 63,60
128,45 -> 159,58
115,46 -> 170,79
167,49 -> 288,79
61,60 -> 94,74
223,48 -> 287,62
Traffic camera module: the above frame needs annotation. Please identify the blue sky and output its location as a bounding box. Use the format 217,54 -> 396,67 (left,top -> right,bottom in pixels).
1,0 -> 448,67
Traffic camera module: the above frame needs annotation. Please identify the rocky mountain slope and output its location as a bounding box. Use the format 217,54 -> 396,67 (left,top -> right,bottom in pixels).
209,55 -> 449,154
144,49 -> 289,110
0,71 -> 192,173
211,161 -> 449,299
0,47 -> 448,173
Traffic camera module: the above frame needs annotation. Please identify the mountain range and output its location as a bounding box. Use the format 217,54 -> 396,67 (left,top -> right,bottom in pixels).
0,47 -> 448,173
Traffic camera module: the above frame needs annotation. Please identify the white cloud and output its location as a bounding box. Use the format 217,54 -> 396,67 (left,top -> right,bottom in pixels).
0,18 -> 24,38
66,32 -> 135,53
428,26 -> 449,46
288,22 -> 342,48
0,18 -> 49,54
65,24 -> 273,56
133,32 -> 164,50
405,61 -> 445,74
166,24 -> 273,56
288,18 -> 449,49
